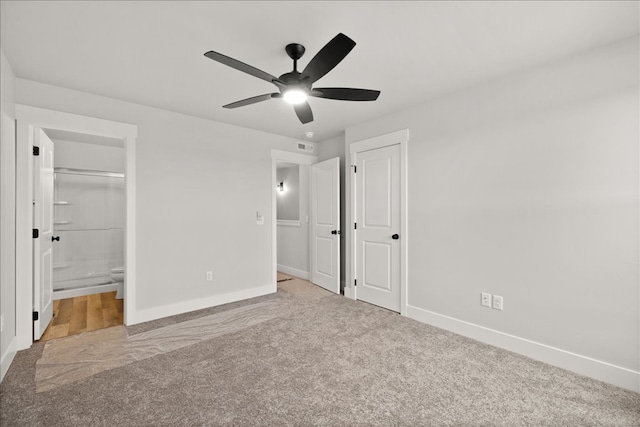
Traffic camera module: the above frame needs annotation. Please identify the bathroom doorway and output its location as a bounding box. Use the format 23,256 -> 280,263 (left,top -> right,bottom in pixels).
15,105 -> 137,350
36,128 -> 126,341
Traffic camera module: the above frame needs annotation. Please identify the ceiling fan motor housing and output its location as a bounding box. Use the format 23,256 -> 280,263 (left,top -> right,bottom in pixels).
279,71 -> 311,93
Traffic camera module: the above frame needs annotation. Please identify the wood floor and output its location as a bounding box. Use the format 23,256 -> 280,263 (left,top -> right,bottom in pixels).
39,291 -> 123,342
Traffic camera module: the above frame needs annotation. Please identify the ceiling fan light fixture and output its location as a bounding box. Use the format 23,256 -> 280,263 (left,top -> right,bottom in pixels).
283,88 -> 307,105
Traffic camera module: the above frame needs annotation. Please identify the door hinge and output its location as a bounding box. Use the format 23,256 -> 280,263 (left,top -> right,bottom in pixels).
33,146 -> 40,156
32,229 -> 39,238
33,311 -> 39,321
350,165 -> 356,173
354,279 -> 357,287
354,223 -> 357,230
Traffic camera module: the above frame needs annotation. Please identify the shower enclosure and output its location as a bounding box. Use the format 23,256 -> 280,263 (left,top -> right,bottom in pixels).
52,167 -> 124,299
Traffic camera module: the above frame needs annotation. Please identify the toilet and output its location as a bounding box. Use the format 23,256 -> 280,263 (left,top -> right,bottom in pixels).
110,266 -> 125,299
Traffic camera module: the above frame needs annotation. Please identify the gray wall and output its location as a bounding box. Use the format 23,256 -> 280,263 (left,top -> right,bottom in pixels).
276,164 -> 310,275
276,165 -> 300,221
345,37 -> 639,372
316,134 -> 346,288
0,49 -> 17,380
15,78 -> 306,314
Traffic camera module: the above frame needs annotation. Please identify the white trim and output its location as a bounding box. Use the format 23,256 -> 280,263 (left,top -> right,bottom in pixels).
129,283 -> 274,325
271,149 -> 317,166
0,337 -> 17,383
271,149 -> 318,293
53,282 -> 121,300
406,304 -> 640,393
344,284 -> 355,300
15,105 -> 137,350
349,129 -> 410,154
277,264 -> 310,280
348,129 -> 409,315
277,219 -> 301,227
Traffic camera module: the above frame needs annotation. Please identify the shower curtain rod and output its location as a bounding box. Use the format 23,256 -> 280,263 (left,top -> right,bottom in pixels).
54,167 -> 124,178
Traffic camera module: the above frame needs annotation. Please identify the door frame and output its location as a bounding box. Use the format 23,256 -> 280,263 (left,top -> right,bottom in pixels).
348,129 -> 409,315
270,149 -> 317,289
15,105 -> 137,350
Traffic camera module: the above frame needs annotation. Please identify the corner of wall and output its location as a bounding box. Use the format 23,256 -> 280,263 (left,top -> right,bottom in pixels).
0,48 -> 18,383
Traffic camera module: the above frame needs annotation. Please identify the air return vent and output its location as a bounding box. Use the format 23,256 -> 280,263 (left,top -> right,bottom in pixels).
297,142 -> 314,153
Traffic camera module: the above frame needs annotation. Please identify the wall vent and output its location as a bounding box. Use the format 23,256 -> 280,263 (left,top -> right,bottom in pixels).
297,142 -> 314,153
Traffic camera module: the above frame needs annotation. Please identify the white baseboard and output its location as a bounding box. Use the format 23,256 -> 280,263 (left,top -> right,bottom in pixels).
277,264 -> 309,280
128,283 -> 275,326
406,304 -> 640,393
1,336 -> 17,383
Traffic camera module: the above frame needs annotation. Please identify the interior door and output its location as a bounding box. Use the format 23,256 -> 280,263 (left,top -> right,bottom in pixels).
355,144 -> 401,312
33,128 -> 55,340
310,157 -> 340,293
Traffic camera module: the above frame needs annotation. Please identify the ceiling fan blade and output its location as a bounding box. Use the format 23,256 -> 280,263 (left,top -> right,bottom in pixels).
294,101 -> 313,124
301,33 -> 356,84
204,51 -> 284,86
312,88 -> 381,101
223,93 -> 281,109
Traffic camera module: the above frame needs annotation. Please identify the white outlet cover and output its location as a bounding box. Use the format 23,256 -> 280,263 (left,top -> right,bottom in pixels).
481,292 -> 491,307
493,295 -> 504,310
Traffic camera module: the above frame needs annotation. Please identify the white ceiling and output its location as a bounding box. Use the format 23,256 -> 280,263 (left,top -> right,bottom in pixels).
1,1 -> 638,142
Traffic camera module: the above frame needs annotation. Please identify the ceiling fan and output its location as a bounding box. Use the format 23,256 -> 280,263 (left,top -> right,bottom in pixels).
204,33 -> 380,124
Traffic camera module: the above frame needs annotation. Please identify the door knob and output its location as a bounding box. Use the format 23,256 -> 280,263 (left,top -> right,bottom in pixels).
52,236 -> 60,242
392,234 -> 399,240
331,230 -> 341,235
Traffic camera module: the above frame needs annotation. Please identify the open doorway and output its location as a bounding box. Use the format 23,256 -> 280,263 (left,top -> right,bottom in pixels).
276,161 -> 309,281
271,149 -> 341,295
15,105 -> 137,350
36,128 -> 126,341
270,150 -> 316,288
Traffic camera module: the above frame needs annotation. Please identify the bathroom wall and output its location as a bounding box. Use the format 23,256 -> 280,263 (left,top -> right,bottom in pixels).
53,139 -> 125,172
51,138 -> 125,291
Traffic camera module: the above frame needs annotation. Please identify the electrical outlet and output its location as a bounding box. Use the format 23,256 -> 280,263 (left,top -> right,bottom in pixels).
0,314 -> 4,332
493,295 -> 504,311
206,271 -> 213,281
481,292 -> 492,307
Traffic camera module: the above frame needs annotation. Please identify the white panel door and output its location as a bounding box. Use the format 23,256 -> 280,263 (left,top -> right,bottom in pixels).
355,144 -> 401,312
310,157 -> 340,293
33,128 -> 55,340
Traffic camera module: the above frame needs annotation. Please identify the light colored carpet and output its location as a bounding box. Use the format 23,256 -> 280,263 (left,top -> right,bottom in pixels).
1,278 -> 638,426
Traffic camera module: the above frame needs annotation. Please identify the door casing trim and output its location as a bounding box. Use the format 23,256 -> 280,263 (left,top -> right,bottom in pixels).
348,129 -> 409,315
